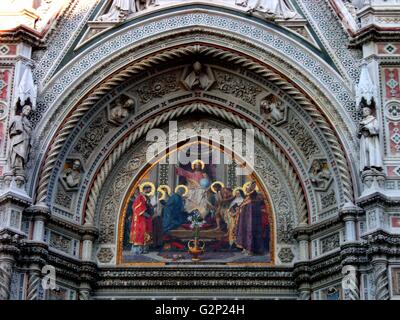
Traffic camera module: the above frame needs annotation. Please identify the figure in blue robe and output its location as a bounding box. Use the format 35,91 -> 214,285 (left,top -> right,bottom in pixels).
162,191 -> 187,233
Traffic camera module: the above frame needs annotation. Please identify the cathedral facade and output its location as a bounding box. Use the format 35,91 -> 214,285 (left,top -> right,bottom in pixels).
0,0 -> 400,300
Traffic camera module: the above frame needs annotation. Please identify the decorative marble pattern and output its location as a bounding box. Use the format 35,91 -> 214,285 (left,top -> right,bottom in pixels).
30,9 -> 356,128
384,68 -> 400,99
296,0 -> 361,83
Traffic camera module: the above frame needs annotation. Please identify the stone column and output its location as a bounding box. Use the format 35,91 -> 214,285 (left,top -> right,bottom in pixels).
78,226 -> 98,300
24,204 -> 50,300
372,257 -> 390,300
339,203 -> 363,300
298,237 -> 309,262
25,203 -> 50,243
26,263 -> 41,300
0,257 -> 14,300
293,224 -> 311,300
0,230 -> 21,300
82,235 -> 93,262
0,188 -> 31,300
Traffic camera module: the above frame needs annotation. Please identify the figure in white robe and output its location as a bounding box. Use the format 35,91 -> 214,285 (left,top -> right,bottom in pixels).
98,0 -> 158,22
8,104 -> 32,171
248,0 -> 299,20
359,106 -> 383,171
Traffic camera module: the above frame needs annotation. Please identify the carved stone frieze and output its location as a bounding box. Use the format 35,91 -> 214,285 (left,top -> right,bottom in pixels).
214,70 -> 262,106
73,113 -> 111,160
135,72 -> 179,104
285,115 -> 320,161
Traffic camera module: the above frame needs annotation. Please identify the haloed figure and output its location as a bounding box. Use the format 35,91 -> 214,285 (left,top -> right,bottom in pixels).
235,181 -> 269,255
130,183 -> 154,254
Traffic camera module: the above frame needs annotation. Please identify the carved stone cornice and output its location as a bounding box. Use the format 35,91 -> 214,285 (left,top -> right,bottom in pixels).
309,254 -> 342,282
79,261 -> 98,284
47,251 -> 82,282
292,261 -> 311,285
357,191 -> 400,208
350,25 -> 400,47
96,267 -> 294,290
19,241 -> 48,267
0,228 -> 24,257
0,25 -> 45,48
46,216 -> 99,239
362,230 -> 400,259
293,216 -> 341,239
0,189 -> 32,207
24,203 -> 51,220
340,242 -> 368,266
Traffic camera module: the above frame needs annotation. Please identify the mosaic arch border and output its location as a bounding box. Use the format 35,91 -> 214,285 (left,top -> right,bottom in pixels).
31,8 -> 358,150
29,40 -> 357,209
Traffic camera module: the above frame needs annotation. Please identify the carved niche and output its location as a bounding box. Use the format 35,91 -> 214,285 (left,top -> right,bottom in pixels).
308,159 -> 332,191
260,93 -> 287,125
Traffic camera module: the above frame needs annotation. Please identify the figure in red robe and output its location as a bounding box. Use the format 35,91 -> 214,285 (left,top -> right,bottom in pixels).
130,185 -> 154,253
236,181 -> 269,255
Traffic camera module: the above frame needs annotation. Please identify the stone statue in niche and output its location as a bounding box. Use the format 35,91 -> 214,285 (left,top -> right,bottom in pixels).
61,160 -> 82,190
358,105 -> 383,171
8,102 -> 32,173
181,61 -> 215,91
108,97 -> 135,125
260,94 -> 286,124
98,0 -> 159,22
246,0 -> 300,20
309,159 -> 331,190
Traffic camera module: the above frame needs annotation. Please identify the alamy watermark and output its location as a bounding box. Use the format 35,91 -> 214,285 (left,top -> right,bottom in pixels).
41,265 -> 56,290
146,121 -> 255,175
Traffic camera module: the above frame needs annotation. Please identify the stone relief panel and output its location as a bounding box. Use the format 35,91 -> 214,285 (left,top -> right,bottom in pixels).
214,70 -> 262,106
277,246 -> 295,264
135,71 -> 180,104
60,159 -> 83,191
73,111 -> 111,161
260,93 -> 287,125
107,95 -> 136,126
284,113 -> 320,161
96,245 -> 116,265
308,159 -> 332,191
54,184 -> 73,210
181,61 -> 215,91
319,232 -> 340,254
98,152 -> 147,244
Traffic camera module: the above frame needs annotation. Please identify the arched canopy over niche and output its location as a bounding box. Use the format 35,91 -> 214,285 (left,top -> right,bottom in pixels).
116,138 -> 276,266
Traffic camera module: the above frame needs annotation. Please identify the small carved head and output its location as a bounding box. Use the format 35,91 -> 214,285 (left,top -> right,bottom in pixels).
72,160 -> 81,170
14,175 -> 25,188
363,175 -> 374,188
362,106 -> 372,117
124,98 -> 135,109
192,61 -> 202,73
22,104 -> 32,116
